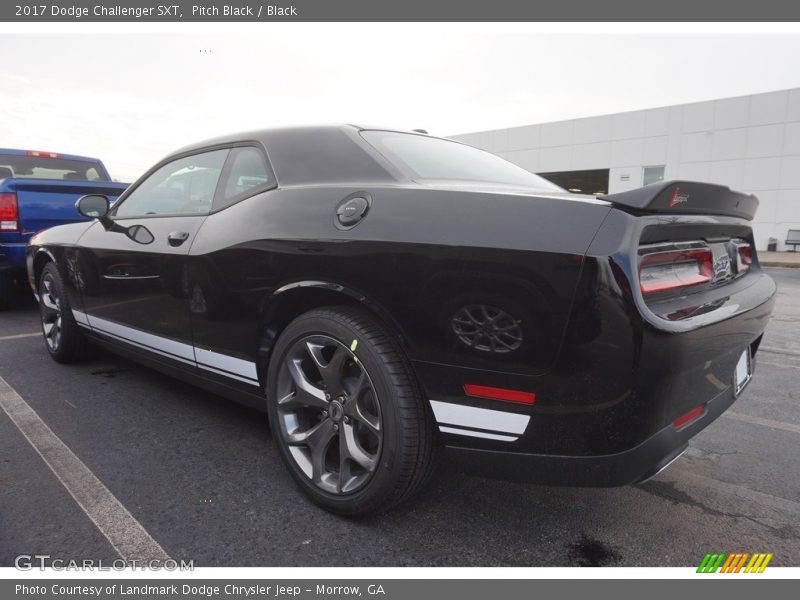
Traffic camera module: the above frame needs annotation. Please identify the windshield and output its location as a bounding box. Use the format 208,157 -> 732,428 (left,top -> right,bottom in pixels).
0,154 -> 109,181
361,130 -> 563,192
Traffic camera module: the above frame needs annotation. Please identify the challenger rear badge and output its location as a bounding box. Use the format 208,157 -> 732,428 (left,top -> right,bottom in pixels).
714,255 -> 732,279
669,187 -> 690,207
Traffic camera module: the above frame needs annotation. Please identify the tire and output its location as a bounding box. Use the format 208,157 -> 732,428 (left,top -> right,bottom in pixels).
266,306 -> 438,515
38,262 -> 87,363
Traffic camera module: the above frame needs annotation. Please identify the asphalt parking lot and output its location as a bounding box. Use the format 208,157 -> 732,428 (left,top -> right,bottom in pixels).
1,267 -> 799,568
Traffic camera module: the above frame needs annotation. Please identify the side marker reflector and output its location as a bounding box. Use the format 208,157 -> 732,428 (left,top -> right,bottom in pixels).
673,405 -> 705,430
464,384 -> 536,405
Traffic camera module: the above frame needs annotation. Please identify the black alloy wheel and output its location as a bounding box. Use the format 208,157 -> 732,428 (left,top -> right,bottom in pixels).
275,334 -> 383,495
266,306 -> 438,515
38,262 -> 86,363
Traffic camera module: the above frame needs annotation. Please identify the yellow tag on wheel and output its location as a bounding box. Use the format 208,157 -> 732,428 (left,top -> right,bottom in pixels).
350,339 -> 358,352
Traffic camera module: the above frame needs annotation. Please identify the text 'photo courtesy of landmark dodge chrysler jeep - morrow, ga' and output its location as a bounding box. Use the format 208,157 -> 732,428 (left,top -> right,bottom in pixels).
26,125 -> 776,515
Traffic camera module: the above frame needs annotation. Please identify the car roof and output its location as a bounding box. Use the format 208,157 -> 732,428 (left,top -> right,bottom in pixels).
165,125 -> 415,186
167,124 -> 439,156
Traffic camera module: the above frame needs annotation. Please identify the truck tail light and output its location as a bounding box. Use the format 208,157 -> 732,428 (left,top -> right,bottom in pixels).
0,193 -> 18,232
735,243 -> 752,273
26,150 -> 60,159
639,248 -> 713,295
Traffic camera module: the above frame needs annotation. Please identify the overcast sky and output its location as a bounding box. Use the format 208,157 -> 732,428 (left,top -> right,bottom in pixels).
3,30 -> 800,182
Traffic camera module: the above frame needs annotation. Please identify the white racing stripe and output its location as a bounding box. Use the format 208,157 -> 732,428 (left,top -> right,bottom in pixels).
430,399 -> 530,439
73,309 -> 259,386
438,425 -> 518,442
86,313 -> 195,362
195,347 -> 259,383
0,375 -> 170,562
72,309 -> 90,326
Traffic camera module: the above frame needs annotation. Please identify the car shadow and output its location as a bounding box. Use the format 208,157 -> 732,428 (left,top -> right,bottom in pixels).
2,278 -> 37,312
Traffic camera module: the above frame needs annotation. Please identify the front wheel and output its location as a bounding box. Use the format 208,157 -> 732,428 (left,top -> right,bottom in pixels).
266,306 -> 437,515
38,262 -> 86,363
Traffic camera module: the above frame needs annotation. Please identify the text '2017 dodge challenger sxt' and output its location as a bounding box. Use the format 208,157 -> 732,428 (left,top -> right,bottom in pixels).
26,125 -> 775,515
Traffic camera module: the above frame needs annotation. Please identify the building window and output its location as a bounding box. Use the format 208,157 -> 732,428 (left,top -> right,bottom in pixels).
537,169 -> 610,195
643,165 -> 665,187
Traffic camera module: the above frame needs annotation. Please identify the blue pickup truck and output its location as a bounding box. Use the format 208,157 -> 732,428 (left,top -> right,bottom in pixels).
0,149 -> 128,309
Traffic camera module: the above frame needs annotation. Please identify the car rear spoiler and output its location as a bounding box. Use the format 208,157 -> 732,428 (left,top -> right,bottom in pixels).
600,180 -> 758,221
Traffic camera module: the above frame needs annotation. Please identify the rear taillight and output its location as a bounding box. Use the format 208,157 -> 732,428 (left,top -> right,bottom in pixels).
639,247 -> 713,295
735,243 -> 752,273
0,193 -> 18,232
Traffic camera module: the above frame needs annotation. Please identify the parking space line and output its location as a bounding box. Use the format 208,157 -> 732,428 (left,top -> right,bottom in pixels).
760,346 -> 800,358
0,332 -> 40,341
665,470 -> 800,517
757,359 -> 800,371
723,411 -> 800,436
0,375 -> 170,562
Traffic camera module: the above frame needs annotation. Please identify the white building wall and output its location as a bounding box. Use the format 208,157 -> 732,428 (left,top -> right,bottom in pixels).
451,88 -> 800,250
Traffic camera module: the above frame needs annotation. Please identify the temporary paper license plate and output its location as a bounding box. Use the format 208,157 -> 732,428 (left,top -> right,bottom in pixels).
734,347 -> 752,396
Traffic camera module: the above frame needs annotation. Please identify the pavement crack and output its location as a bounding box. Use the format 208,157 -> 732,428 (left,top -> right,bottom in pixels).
638,480 -> 800,540
638,480 -> 731,517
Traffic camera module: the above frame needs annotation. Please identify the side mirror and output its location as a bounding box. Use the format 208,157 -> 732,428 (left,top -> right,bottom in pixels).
75,194 -> 110,219
126,224 -> 154,245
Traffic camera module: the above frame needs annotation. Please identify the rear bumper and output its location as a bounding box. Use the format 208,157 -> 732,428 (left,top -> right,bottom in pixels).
414,259 -> 773,485
446,375 -> 741,486
0,243 -> 26,272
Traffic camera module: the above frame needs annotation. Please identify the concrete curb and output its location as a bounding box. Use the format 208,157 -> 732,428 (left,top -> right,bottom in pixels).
762,262 -> 800,268
759,252 -> 800,269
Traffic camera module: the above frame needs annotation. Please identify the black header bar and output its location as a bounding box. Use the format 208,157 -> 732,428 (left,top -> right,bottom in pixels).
4,0 -> 800,22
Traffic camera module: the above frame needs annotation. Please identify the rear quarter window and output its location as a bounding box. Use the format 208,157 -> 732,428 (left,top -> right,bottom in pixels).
215,147 -> 273,210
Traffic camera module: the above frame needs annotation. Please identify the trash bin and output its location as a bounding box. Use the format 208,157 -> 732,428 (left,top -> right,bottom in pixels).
767,237 -> 777,252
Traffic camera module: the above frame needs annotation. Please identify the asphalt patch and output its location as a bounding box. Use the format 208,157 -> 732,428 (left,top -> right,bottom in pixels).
90,367 -> 130,378
567,534 -> 621,567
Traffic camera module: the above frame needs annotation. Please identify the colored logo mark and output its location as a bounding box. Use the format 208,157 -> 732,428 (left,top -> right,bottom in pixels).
697,552 -> 773,573
668,186 -> 690,208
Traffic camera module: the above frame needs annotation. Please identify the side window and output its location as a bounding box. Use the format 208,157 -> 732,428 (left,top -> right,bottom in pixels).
216,147 -> 272,210
115,149 -> 229,218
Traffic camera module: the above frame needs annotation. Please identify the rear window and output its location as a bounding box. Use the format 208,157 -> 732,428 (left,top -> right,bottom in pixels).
361,130 -> 563,191
0,154 -> 109,181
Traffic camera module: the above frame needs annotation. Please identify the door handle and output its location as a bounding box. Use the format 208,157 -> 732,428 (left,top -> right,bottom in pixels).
167,231 -> 190,247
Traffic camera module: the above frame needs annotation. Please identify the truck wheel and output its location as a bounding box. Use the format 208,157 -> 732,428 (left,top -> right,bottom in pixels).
266,306 -> 437,515
38,263 -> 86,363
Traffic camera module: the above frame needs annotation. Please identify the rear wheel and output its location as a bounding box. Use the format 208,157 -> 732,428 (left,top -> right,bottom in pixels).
38,262 -> 86,363
266,306 -> 437,515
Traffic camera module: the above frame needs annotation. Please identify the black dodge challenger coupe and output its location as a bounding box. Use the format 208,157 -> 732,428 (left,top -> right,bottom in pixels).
26,125 -> 776,514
